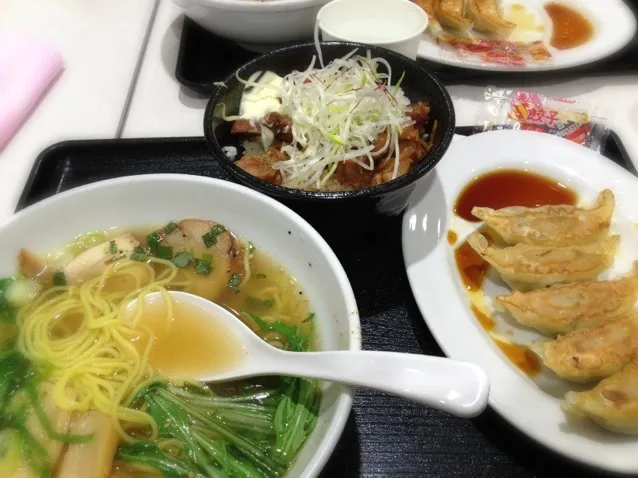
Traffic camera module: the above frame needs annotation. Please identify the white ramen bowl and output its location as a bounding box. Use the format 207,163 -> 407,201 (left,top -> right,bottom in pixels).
0,174 -> 361,477
173,0 -> 332,52
317,0 -> 428,60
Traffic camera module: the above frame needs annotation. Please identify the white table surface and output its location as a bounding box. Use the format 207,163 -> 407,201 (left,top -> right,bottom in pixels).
0,0 -> 158,220
2,0 -> 638,221
122,0 -> 208,138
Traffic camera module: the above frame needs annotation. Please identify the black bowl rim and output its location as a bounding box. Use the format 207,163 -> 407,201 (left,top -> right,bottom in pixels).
203,41 -> 456,201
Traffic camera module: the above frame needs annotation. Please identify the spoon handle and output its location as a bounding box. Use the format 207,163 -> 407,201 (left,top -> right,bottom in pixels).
268,351 -> 489,418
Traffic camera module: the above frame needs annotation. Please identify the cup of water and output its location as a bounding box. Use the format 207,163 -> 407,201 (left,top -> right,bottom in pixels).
317,0 -> 429,60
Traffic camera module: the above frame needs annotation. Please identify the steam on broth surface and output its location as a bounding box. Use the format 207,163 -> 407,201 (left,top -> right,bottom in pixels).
0,219 -> 319,477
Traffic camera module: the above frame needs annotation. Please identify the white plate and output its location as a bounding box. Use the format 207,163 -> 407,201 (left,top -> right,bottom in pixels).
417,0 -> 637,71
402,130 -> 638,474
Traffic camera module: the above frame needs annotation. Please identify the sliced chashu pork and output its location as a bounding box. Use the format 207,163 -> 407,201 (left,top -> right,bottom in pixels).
159,219 -> 245,300
63,234 -> 140,285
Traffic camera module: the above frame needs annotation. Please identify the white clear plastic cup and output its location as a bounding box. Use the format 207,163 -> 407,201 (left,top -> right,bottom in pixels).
317,0 -> 428,60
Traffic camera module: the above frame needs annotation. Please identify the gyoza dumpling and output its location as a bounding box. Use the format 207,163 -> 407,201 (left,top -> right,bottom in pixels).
468,0 -> 515,36
563,360 -> 638,434
494,272 -> 638,336
471,189 -> 615,246
435,0 -> 473,30
415,0 -> 444,36
529,313 -> 638,382
467,232 -> 618,291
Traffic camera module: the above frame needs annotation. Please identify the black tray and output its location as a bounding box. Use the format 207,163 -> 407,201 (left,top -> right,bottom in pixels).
175,4 -> 638,95
16,130 -> 636,478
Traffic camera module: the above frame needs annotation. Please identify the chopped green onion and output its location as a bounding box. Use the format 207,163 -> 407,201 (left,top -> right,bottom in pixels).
173,252 -> 194,268
212,224 -> 226,235
202,224 -> 227,248
202,233 -> 215,248
228,273 -> 241,293
146,232 -> 162,253
255,273 -> 267,279
302,313 -> 315,323
155,246 -> 173,261
109,240 -> 117,254
52,271 -> 66,286
248,242 -> 256,254
130,246 -> 149,262
246,297 -> 273,309
194,259 -> 211,275
164,221 -> 178,233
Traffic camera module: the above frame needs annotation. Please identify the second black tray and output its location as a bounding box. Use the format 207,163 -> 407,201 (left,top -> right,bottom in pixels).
15,129 -> 637,477
176,7 -> 638,95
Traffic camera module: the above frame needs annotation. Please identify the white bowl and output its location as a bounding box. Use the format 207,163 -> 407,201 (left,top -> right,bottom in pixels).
0,174 -> 361,477
173,0 -> 331,52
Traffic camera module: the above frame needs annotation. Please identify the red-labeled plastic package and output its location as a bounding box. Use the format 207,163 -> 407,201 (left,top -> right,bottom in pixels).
474,87 -> 611,153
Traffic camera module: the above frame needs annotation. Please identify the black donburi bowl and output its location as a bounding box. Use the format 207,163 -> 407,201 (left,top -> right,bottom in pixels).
203,41 -> 455,243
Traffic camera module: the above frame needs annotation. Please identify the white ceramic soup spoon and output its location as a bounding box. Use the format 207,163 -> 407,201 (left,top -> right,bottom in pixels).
128,291 -> 490,418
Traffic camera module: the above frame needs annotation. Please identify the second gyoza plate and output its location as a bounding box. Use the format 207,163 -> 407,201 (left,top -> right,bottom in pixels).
417,0 -> 637,71
402,130 -> 638,473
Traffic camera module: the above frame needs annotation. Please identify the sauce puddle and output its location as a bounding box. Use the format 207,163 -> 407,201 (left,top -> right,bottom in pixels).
494,339 -> 541,377
545,2 -> 594,50
454,169 -> 577,222
455,240 -> 489,291
471,305 -> 495,331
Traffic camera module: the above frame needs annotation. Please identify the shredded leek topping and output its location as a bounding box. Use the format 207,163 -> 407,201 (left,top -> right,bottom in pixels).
236,49 -> 412,190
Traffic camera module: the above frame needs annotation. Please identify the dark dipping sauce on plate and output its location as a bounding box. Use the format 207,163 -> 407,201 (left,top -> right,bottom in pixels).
469,302 -> 540,376
495,340 -> 541,376
455,240 -> 489,291
545,2 -> 594,50
471,305 -> 495,331
454,169 -> 578,222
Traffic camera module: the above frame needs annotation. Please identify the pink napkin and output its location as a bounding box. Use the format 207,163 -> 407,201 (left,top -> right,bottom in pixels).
0,30 -> 64,150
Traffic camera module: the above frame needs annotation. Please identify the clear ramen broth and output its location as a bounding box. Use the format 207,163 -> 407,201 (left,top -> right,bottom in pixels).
133,299 -> 246,378
0,219 -> 320,478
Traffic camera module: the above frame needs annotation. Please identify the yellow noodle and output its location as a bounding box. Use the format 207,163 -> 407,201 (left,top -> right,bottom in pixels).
17,257 -> 178,440
16,238 -> 304,445
252,286 -> 285,315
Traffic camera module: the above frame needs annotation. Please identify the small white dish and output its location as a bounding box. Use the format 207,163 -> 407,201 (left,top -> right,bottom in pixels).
417,0 -> 636,71
402,130 -> 638,474
317,0 -> 428,60
0,174 -> 361,478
